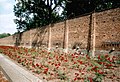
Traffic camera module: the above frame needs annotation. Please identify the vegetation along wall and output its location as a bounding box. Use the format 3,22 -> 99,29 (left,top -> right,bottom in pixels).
0,8 -> 120,51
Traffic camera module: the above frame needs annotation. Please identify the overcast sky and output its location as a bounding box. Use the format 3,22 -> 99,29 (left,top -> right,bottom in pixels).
0,0 -> 17,34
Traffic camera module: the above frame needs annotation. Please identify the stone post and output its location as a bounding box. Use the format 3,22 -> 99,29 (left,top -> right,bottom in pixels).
29,29 -> 32,48
92,12 -> 96,57
48,24 -> 51,51
63,20 -> 69,53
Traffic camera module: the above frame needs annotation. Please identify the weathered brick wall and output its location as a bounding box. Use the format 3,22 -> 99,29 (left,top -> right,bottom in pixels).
95,9 -> 120,50
0,8 -> 120,51
51,22 -> 65,48
20,30 -> 31,47
30,26 -> 49,48
68,15 -> 90,49
0,35 -> 15,46
15,26 -> 49,48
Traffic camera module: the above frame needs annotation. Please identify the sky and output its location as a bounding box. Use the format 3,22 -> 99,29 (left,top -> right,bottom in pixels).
0,0 -> 17,34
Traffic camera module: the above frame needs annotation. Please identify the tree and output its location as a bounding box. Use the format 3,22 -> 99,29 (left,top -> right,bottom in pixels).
14,0 -> 67,31
0,33 -> 11,39
66,0 -> 120,18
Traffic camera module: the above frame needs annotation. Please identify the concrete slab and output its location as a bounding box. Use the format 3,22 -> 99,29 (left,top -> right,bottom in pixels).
0,54 -> 44,82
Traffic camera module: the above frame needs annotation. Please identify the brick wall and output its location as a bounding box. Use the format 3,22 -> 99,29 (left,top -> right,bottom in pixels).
0,35 -> 15,46
95,9 -> 120,50
68,15 -> 90,49
0,8 -> 120,51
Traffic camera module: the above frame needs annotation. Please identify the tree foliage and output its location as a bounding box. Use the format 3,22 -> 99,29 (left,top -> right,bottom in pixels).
66,0 -> 120,18
14,0 -> 67,31
14,0 -> 120,31
0,33 -> 11,39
